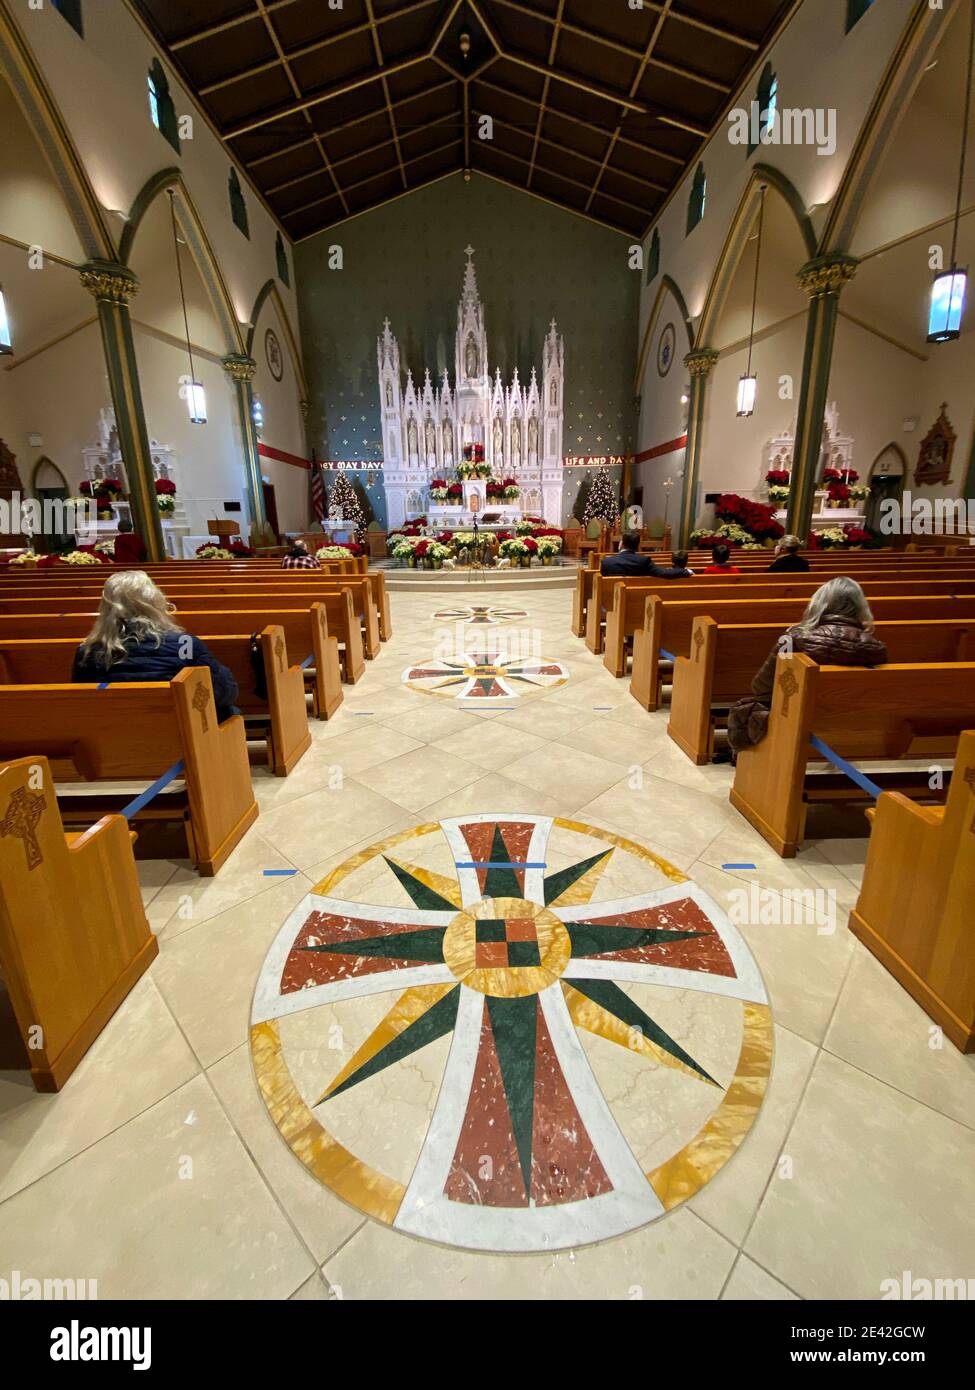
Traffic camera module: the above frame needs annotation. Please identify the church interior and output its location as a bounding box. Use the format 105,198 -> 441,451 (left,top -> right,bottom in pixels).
1,0 -> 974,1324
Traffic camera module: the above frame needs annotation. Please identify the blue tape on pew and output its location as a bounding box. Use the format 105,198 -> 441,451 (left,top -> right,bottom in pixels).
98,682 -> 110,690
300,654 -> 314,669
119,760 -> 185,819
809,735 -> 883,799
659,648 -> 675,662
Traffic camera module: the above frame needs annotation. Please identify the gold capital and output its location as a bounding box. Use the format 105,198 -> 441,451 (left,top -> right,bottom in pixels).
683,349 -> 719,378
79,260 -> 140,305
222,354 -> 258,383
797,256 -> 858,300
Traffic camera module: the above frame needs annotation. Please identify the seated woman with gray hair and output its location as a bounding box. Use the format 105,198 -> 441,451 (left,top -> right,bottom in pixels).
726,576 -> 887,755
72,570 -> 239,721
767,534 -> 809,572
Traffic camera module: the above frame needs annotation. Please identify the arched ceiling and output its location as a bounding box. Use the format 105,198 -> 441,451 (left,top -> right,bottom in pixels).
129,0 -> 796,239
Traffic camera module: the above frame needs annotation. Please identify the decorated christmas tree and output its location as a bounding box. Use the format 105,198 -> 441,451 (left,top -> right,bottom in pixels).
327,472 -> 367,541
582,467 -> 620,529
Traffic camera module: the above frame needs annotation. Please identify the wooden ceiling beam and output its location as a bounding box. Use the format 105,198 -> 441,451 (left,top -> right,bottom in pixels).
224,53 -> 431,138
279,136 -> 462,218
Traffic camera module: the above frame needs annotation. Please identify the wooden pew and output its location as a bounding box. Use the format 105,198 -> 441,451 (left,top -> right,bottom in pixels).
0,669 -> 259,874
0,627 -> 312,778
849,728 -> 975,1053
631,593 -> 975,712
0,755 -> 158,1091
729,653 -> 975,856
669,616 -> 975,764
0,602 -> 345,714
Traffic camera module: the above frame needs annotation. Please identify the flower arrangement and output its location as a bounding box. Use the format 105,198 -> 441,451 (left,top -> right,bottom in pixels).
195,544 -> 234,560
826,483 -> 851,507
80,478 -> 123,500
447,482 -> 463,502
765,468 -> 791,486
690,521 -> 755,548
485,480 -> 503,502
59,550 -> 108,566
822,466 -> 859,485
811,525 -> 871,550
536,535 -> 561,560
768,485 -> 791,505
463,443 -> 485,463
429,479 -> 449,503
714,493 -> 784,542
155,478 -> 177,516
9,550 -> 40,566
499,537 -> 532,563
501,477 -> 520,501
458,444 -> 490,479
316,545 -> 355,561
848,483 -> 870,502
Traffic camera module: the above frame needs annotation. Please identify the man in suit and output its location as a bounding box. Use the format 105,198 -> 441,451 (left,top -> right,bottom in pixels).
600,530 -> 656,576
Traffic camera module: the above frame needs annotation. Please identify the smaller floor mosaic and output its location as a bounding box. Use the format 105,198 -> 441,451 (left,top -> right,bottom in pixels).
401,652 -> 569,702
431,606 -> 530,626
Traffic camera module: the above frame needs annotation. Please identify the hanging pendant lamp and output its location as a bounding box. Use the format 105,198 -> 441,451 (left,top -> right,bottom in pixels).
928,3 -> 973,343
168,189 -> 206,423
738,184 -> 767,417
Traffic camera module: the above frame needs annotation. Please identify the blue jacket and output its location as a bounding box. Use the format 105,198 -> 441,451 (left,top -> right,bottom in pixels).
72,632 -> 239,721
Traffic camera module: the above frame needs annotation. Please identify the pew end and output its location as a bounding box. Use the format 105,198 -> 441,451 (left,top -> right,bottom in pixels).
0,756 -> 157,1091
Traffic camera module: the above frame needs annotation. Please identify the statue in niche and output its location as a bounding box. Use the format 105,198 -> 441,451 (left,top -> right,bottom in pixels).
510,419 -> 521,468
528,416 -> 538,461
425,417 -> 436,459
407,416 -> 419,463
493,416 -> 503,464
465,335 -> 478,379
385,381 -> 392,408
443,419 -> 454,467
550,379 -> 557,406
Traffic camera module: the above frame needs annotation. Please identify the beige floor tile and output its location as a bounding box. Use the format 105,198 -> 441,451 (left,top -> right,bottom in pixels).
0,1076 -> 315,1299
493,701 -> 595,741
429,719 -> 545,771
581,770 -> 739,859
560,714 -> 669,766
148,828 -> 298,939
824,948 -> 975,1130
689,1023 -> 817,1244
291,1272 -> 335,1300
721,1255 -> 800,1301
503,743 -> 627,808
151,872 -> 312,1068
255,780 -> 408,871
380,704 -> 484,743
745,1051 -> 975,1299
323,1207 -> 736,1300
0,976 -> 199,1202
354,745 -> 484,812
417,770 -> 568,822
137,859 -> 178,907
253,725 -> 424,812
207,1044 -> 366,1262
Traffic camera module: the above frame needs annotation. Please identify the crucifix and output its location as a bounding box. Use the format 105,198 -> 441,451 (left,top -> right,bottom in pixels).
0,786 -> 47,870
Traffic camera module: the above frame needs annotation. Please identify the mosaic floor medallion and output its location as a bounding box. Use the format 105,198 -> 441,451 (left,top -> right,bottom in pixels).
431,605 -> 530,626
401,652 -> 569,702
251,816 -> 772,1253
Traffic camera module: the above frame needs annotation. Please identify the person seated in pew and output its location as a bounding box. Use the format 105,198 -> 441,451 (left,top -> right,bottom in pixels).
71,571 -> 239,721
650,548 -> 694,579
112,516 -> 147,565
703,543 -> 740,574
725,576 -> 888,757
600,530 -> 657,576
767,534 -> 810,573
280,539 -> 319,570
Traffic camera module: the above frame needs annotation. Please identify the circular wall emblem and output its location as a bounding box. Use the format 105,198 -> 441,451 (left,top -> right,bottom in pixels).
657,322 -> 676,377
265,327 -> 284,381
402,651 -> 568,701
250,816 -> 772,1252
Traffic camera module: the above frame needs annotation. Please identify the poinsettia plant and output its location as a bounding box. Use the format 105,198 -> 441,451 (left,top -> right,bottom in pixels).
765,468 -> 791,486
195,544 -> 234,560
429,479 -> 449,502
714,493 -> 784,543
822,466 -> 858,485
501,477 -> 520,500
826,483 -> 851,505
447,482 -> 463,501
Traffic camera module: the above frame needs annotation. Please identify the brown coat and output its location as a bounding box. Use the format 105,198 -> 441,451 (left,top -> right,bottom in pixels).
727,615 -> 888,753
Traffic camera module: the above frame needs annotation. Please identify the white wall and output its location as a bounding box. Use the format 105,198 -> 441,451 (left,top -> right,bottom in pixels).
251,293 -> 310,534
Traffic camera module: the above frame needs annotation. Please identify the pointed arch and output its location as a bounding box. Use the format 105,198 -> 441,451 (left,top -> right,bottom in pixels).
246,279 -> 308,402
633,273 -> 694,392
28,455 -> 70,497
694,164 -> 817,349
0,2 -> 115,262
869,441 -> 908,479
119,168 -> 246,356
822,0 -> 960,254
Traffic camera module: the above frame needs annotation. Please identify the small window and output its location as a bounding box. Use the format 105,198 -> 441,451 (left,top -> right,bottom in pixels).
52,0 -> 84,38
148,59 -> 180,155
276,231 -> 291,288
686,163 -> 706,236
749,63 -> 778,155
645,228 -> 660,285
229,168 -> 250,238
846,0 -> 875,32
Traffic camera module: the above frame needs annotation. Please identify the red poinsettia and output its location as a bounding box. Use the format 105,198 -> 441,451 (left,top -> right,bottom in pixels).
765,468 -> 791,485
501,477 -> 518,489
154,478 -> 177,496
522,536 -> 539,553
694,532 -> 737,549
826,483 -> 851,505
463,443 -> 485,463
714,494 -> 784,542
823,466 -> 858,485
431,479 -> 447,490
80,478 -> 124,499
447,482 -> 463,499
486,481 -> 503,499
531,526 -> 563,538
843,525 -> 871,546
227,539 -> 255,556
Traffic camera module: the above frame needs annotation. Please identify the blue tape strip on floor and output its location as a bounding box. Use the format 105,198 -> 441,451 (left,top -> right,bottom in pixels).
120,760 -> 185,819
456,861 -> 547,869
722,863 -> 757,869
810,734 -> 883,799
97,682 -> 110,690
263,869 -> 298,877
300,654 -> 314,668
659,648 -> 675,662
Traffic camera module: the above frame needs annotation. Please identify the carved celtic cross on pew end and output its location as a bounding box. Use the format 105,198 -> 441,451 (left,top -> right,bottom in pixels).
0,786 -> 47,870
778,666 -> 800,718
192,682 -> 212,732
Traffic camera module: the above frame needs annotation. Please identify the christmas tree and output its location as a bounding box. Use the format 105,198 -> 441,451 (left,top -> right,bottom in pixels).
327,472 -> 367,541
582,468 -> 620,529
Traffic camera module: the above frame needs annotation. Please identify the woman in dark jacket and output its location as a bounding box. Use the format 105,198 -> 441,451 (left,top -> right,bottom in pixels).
727,576 -> 887,754
72,570 -> 239,721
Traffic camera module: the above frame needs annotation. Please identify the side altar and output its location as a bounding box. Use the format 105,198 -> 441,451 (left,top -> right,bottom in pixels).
378,247 -> 565,528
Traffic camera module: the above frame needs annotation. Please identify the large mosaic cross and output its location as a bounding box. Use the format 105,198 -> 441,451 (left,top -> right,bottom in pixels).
0,786 -> 47,870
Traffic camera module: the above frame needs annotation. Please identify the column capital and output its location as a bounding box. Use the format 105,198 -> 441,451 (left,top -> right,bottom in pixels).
796,254 -> 858,300
222,354 -> 258,383
683,348 -> 719,378
79,260 -> 140,305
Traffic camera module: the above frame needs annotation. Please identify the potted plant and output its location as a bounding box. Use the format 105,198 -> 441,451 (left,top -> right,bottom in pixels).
447,481 -> 463,504
502,477 -> 521,502
429,479 -> 448,503
195,543 -> 234,560
536,535 -> 562,565
155,478 -> 177,516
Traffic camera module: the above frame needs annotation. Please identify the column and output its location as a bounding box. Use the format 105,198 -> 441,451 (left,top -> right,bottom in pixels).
222,354 -> 267,532
787,255 -> 858,541
79,260 -> 166,561
678,348 -> 719,547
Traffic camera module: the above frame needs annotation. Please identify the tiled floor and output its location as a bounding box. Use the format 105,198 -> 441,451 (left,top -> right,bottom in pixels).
2,583 -> 973,1299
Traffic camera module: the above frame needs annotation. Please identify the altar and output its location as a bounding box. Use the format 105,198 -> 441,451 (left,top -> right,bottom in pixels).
377,248 -> 565,529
